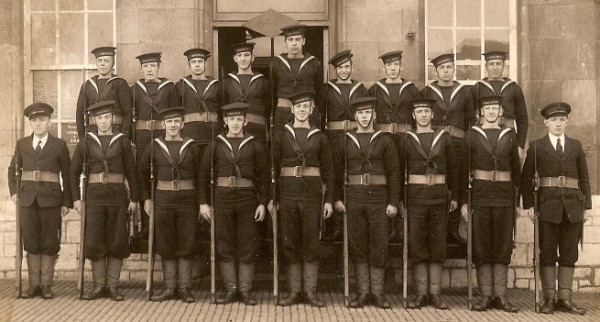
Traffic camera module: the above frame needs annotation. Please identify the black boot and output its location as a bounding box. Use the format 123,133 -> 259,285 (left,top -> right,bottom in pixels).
83,259 -> 107,300
178,258 -> 194,303
216,261 -> 238,304
239,263 -> 256,305
152,260 -> 178,302
407,263 -> 428,309
152,288 -> 178,302
370,266 -> 390,309
473,264 -> 493,311
106,257 -> 124,301
26,253 -> 42,299
492,264 -> 518,312
40,255 -> 57,299
303,261 -> 325,307
239,292 -> 257,306
429,264 -> 448,310
179,288 -> 195,303
408,295 -> 427,309
278,263 -> 302,306
555,267 -> 586,315
349,263 -> 370,308
540,266 -> 556,314
473,296 -> 493,311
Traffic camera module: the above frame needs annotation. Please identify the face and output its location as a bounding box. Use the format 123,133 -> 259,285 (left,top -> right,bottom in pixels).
189,58 -> 206,76
335,61 -> 353,81
285,35 -> 305,55
435,62 -> 455,82
141,62 -> 160,81
233,51 -> 254,70
291,101 -> 313,122
544,115 -> 568,136
383,60 -> 401,79
354,109 -> 374,128
224,115 -> 247,136
163,117 -> 184,137
95,56 -> 114,76
412,107 -> 433,127
480,104 -> 503,123
29,115 -> 51,136
94,113 -> 113,132
485,59 -> 505,80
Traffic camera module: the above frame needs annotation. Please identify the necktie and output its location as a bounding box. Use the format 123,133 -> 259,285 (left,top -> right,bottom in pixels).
35,140 -> 42,154
556,138 -> 563,156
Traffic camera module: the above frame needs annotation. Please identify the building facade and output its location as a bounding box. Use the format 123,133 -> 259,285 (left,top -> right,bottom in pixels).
1,0 -> 600,291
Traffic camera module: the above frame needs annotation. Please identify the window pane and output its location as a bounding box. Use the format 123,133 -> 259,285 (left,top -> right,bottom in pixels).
273,35 -> 287,55
427,29 -> 453,59
484,29 -> 509,53
59,0 -> 83,11
58,13 -> 84,65
33,71 -> 58,119
485,0 -> 509,27
457,0 -> 480,27
60,71 -> 83,120
88,13 -> 114,64
31,13 -> 57,63
252,37 -> 272,57
32,0 -> 54,11
427,0 -> 452,27
456,65 -> 480,81
456,29 -> 480,61
427,65 -> 438,81
89,0 -> 113,11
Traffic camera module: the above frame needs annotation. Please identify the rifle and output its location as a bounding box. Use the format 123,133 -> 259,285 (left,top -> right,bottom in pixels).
342,113 -> 349,307
130,83 -> 139,242
319,67 -> 329,241
14,143 -> 22,298
402,120 -> 409,308
209,68 -> 223,304
532,121 -> 541,313
466,82 -> 477,310
269,64 -> 279,305
145,105 -> 156,301
77,69 -> 89,300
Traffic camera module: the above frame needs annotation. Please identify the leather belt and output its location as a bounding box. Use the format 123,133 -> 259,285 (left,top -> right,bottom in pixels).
408,174 -> 446,185
216,177 -> 254,188
375,123 -> 412,134
245,113 -> 267,126
443,125 -> 465,139
473,170 -> 511,182
88,173 -> 124,184
89,114 -> 123,125
348,174 -> 387,186
21,170 -> 60,183
328,120 -> 357,131
280,166 -> 321,177
184,112 -> 218,123
135,120 -> 165,130
277,98 -> 293,108
539,176 -> 579,189
156,180 -> 194,191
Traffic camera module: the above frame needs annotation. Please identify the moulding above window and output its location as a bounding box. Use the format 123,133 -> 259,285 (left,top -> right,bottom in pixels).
213,0 -> 330,22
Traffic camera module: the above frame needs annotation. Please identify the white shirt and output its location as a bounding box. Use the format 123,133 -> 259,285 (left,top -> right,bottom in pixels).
548,133 -> 565,152
32,133 -> 49,150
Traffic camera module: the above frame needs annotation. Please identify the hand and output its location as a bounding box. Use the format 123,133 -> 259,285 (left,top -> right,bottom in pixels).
144,200 -> 154,216
128,202 -> 138,215
74,200 -> 84,214
61,206 -> 69,217
583,210 -> 590,223
199,204 -> 212,223
386,204 -> 398,218
525,207 -> 534,221
334,200 -> 346,213
323,202 -> 333,219
255,205 -> 266,222
460,204 -> 469,222
11,194 -> 17,203
449,200 -> 458,212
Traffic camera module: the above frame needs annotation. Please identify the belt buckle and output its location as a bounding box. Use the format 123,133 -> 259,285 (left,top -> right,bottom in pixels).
426,174 -> 435,186
148,119 -> 156,130
362,173 -> 371,186
490,170 -> 498,182
172,180 -> 179,191
294,166 -> 303,178
100,172 -> 108,184
32,170 -> 41,182
558,176 -> 566,188
228,176 -> 237,187
390,123 -> 397,133
204,112 -> 210,123
343,120 -> 350,131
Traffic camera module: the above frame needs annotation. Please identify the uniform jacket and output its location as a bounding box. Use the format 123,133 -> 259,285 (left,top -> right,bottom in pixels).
174,76 -> 220,144
521,134 -> 592,223
317,79 -> 368,123
70,132 -> 139,205
399,129 -> 460,205
272,124 -> 334,203
76,75 -> 133,138
8,134 -> 72,208
198,133 -> 270,206
222,73 -> 271,117
270,53 -> 323,98
334,130 -> 401,206
462,126 -> 521,207
472,78 -> 528,148
368,79 -> 420,125
422,81 -> 475,130
138,136 -> 202,208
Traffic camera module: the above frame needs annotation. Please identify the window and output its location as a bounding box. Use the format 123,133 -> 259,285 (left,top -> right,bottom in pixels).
425,0 -> 517,84
24,0 -> 117,153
